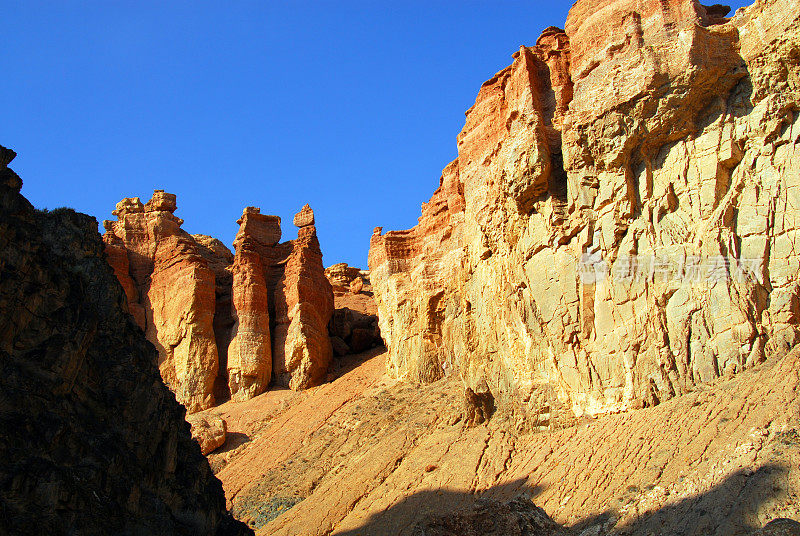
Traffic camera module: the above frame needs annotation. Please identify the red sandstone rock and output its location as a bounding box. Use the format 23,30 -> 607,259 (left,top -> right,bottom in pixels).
103,190 -> 219,413
349,277 -> 363,294
105,197 -> 336,406
234,206 -> 281,247
292,203 -> 315,228
324,263 -> 382,355
325,263 -> 362,288
324,263 -> 376,313
227,209 -> 273,401
270,207 -> 334,389
192,234 -> 236,401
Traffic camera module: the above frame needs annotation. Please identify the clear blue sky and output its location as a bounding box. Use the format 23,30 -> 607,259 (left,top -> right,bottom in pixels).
3,1 -> 752,268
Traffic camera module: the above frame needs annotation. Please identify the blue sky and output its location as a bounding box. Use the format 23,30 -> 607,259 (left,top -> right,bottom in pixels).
3,1 -> 752,268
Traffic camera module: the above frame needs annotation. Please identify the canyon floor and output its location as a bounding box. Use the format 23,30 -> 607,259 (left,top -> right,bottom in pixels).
191,346 -> 800,535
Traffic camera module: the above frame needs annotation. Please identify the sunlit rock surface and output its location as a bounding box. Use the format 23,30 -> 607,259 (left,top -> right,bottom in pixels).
369,0 -> 800,427
104,197 -> 334,411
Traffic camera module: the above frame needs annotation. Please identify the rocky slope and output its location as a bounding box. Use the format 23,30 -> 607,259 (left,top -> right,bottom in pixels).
369,0 -> 800,427
0,146 -> 251,535
196,344 -> 800,535
103,196 -> 334,411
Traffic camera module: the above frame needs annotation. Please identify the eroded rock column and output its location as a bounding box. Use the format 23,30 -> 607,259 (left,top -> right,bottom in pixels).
103,190 -> 219,412
272,205 -> 335,390
227,208 -> 278,400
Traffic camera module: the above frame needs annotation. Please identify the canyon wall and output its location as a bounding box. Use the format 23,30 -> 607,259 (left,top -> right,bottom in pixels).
104,196 -> 333,412
369,0 -> 800,428
0,146 -> 251,535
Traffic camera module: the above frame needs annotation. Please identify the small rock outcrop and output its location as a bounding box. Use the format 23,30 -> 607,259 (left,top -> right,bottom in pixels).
369,0 -> 800,427
187,413 -> 228,455
324,263 -> 383,356
0,146 -> 251,535
412,496 -> 569,536
325,263 -> 365,291
104,196 -> 334,410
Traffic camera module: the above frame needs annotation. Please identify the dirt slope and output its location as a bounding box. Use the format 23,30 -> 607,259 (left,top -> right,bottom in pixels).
196,344 -> 800,535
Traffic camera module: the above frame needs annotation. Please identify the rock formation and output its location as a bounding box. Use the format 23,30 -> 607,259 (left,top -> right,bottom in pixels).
270,205 -> 334,390
325,263 -> 366,292
325,263 -> 383,356
227,207 -> 279,401
104,197 -> 335,409
188,413 -> 228,455
192,233 -> 237,401
0,146 -> 251,535
103,191 -> 220,413
412,496 -> 569,536
229,205 -> 334,393
369,0 -> 800,427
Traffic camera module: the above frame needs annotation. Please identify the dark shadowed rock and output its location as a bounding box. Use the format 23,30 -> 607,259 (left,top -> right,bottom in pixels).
0,146 -> 251,536
412,495 -> 570,536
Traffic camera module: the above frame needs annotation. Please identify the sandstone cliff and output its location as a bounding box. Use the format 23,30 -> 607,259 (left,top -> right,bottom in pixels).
104,197 -> 334,411
0,146 -> 251,535
369,0 -> 800,427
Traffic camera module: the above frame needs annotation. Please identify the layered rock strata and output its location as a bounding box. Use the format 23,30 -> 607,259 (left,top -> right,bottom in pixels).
0,146 -> 251,535
227,207 -> 279,401
324,263 -> 382,356
369,0 -> 800,427
230,205 -> 334,393
103,196 -> 334,410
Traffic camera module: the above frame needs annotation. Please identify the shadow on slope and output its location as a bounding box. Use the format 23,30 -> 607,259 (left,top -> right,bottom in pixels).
333,465 -> 797,536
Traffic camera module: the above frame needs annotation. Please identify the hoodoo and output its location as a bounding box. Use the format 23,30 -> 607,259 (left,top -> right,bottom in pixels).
103,194 -> 334,411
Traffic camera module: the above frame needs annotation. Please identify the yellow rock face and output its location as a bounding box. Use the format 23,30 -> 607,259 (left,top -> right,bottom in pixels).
369,0 -> 800,427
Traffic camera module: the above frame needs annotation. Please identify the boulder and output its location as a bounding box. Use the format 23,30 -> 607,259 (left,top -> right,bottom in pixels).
187,413 -> 228,455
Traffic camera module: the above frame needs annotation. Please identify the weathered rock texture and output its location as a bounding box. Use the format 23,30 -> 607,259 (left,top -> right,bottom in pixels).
369,0 -> 800,426
325,263 -> 382,356
412,495 -> 570,536
0,146 -> 251,535
103,191 -> 219,412
211,346 -> 800,535
188,413 -> 228,455
227,208 -> 279,401
104,197 -> 334,410
230,205 -> 334,393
